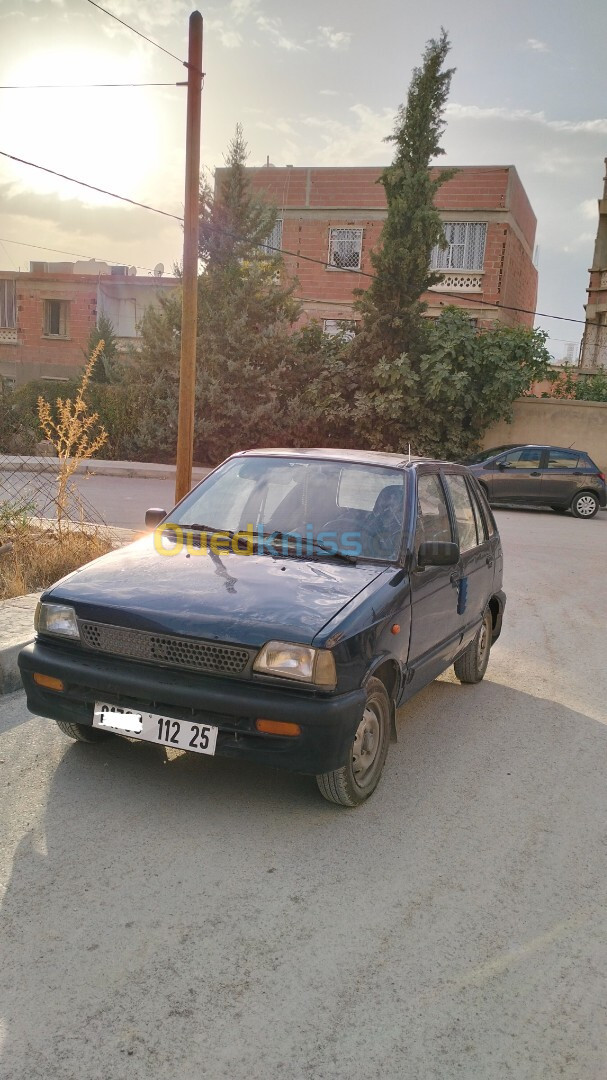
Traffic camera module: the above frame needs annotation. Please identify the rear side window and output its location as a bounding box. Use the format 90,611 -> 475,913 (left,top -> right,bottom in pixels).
467,480 -> 488,543
443,474 -> 479,552
547,449 -> 579,469
414,474 -> 453,549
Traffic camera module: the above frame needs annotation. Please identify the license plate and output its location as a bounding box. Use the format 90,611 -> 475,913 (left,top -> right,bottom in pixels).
92,702 -> 218,756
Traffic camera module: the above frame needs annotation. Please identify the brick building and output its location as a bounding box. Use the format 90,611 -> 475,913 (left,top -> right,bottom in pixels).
0,261 -> 179,386
217,164 -> 538,333
579,159 -> 607,370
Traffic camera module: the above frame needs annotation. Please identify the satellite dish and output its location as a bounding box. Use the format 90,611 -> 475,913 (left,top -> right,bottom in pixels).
128,266 -> 137,276
153,262 -> 164,277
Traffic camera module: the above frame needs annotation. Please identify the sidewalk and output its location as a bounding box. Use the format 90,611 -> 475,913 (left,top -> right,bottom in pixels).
0,456 -> 211,482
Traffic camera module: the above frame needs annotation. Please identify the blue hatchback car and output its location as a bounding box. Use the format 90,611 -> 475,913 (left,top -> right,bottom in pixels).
19,449 -> 505,806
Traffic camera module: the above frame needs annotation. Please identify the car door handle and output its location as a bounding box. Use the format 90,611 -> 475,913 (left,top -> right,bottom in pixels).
530,470 -> 541,476
485,556 -> 494,567
450,572 -> 460,588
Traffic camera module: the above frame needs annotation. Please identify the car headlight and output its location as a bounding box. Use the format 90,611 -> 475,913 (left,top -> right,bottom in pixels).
35,602 -> 80,640
253,641 -> 336,688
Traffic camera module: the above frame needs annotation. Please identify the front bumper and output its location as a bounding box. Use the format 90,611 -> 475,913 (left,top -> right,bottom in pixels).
18,640 -> 366,775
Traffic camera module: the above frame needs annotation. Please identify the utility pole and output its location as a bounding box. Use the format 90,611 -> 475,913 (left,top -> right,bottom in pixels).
175,10 -> 203,504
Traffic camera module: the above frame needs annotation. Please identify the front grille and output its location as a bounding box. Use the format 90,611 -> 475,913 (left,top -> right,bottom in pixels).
78,621 -> 250,676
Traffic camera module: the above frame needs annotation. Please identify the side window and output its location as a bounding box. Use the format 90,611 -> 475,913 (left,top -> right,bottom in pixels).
547,449 -> 579,469
467,480 -> 488,543
500,447 -> 542,469
444,474 -> 479,553
414,474 -> 453,551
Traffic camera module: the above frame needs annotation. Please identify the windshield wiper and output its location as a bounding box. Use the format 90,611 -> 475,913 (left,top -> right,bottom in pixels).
176,523 -> 235,537
258,530 -> 357,564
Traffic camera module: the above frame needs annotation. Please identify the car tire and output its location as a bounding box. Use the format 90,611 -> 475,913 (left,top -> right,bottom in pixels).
316,676 -> 391,807
570,491 -> 600,519
453,610 -> 492,684
55,720 -> 112,743
551,506 -> 567,514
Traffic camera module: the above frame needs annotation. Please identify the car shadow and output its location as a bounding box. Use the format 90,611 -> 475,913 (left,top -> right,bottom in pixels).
1,677 -> 606,1077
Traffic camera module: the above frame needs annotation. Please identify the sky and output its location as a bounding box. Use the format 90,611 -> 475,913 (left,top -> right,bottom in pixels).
0,0 -> 606,360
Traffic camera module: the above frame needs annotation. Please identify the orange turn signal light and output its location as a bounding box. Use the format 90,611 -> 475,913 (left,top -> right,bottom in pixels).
33,672 -> 65,692
255,718 -> 301,737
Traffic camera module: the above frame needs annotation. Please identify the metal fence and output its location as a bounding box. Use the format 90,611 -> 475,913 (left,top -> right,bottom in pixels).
0,455 -> 105,527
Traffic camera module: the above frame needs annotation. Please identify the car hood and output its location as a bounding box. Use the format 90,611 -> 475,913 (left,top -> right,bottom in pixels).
46,535 -> 386,647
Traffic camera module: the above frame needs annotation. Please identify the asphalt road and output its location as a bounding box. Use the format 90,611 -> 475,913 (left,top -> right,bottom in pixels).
1,509 -> 606,1080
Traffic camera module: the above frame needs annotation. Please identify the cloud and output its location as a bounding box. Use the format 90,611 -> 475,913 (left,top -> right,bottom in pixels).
316,26 -> 352,51
445,104 -> 607,137
523,38 -> 550,53
256,14 -> 305,52
579,198 -> 598,222
319,89 -> 340,97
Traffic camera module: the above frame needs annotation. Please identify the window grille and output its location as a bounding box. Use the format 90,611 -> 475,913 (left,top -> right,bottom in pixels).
260,218 -> 283,256
0,280 -> 16,328
328,228 -> 363,270
323,319 -> 356,340
43,299 -> 69,337
430,222 -> 487,271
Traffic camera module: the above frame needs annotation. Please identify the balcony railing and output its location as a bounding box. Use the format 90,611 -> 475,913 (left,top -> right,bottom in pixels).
430,271 -> 484,293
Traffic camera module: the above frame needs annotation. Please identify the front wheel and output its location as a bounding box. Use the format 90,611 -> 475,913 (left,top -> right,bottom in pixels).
570,491 -> 599,519
316,676 -> 391,807
454,610 -> 492,684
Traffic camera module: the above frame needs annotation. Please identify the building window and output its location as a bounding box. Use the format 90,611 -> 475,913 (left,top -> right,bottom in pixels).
323,319 -> 357,341
0,280 -> 16,328
328,228 -> 363,271
430,222 -> 487,271
260,218 -> 283,256
43,299 -> 69,337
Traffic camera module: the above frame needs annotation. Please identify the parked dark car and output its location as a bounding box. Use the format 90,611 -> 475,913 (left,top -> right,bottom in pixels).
19,449 -> 505,807
464,444 -> 606,518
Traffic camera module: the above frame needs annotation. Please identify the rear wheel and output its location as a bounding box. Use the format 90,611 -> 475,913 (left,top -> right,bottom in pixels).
570,491 -> 599,519
316,676 -> 391,807
454,610 -> 492,684
55,720 -> 111,743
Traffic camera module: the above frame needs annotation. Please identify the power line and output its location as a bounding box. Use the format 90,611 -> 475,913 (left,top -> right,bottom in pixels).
84,0 -> 204,77
0,82 -> 186,89
0,146 -> 598,329
0,150 -> 183,222
0,237 -> 155,273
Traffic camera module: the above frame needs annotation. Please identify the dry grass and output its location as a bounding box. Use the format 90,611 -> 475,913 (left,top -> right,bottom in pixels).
0,523 -> 112,600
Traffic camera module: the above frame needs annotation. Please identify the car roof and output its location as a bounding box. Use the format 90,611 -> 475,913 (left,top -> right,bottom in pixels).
484,444 -> 589,455
235,447 -> 455,470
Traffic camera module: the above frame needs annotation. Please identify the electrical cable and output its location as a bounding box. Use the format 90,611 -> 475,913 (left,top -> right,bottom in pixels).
0,83 -> 186,89
0,237 -> 155,273
84,0 -> 204,77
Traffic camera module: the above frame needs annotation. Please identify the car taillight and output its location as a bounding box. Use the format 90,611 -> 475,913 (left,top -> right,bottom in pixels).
599,471 -> 606,482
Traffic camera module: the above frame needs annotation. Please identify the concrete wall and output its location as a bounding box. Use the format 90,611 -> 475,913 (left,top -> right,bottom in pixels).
483,397 -> 607,472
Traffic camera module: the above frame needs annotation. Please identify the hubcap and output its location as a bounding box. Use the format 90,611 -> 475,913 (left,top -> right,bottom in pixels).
477,619 -> 489,663
576,495 -> 596,517
352,705 -> 381,784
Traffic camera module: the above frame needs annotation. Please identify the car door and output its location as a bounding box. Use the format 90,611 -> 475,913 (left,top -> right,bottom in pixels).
442,470 -> 494,649
490,446 -> 544,503
406,470 -> 463,696
541,448 -> 584,507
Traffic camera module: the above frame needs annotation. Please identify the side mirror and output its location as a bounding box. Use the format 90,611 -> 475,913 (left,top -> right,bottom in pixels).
417,541 -> 460,568
497,461 -> 506,470
145,507 -> 167,529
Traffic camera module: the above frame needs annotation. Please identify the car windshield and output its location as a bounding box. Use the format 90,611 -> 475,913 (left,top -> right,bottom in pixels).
463,445 -> 520,465
168,456 -> 407,562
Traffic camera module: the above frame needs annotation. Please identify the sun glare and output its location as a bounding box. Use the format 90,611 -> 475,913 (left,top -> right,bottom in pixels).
3,47 -> 162,204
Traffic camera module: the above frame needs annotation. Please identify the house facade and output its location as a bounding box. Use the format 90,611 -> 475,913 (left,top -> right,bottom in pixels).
0,261 -> 179,386
217,164 -> 538,333
579,159 -> 607,371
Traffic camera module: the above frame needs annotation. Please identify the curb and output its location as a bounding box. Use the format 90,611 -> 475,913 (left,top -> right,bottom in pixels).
0,456 -> 211,482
